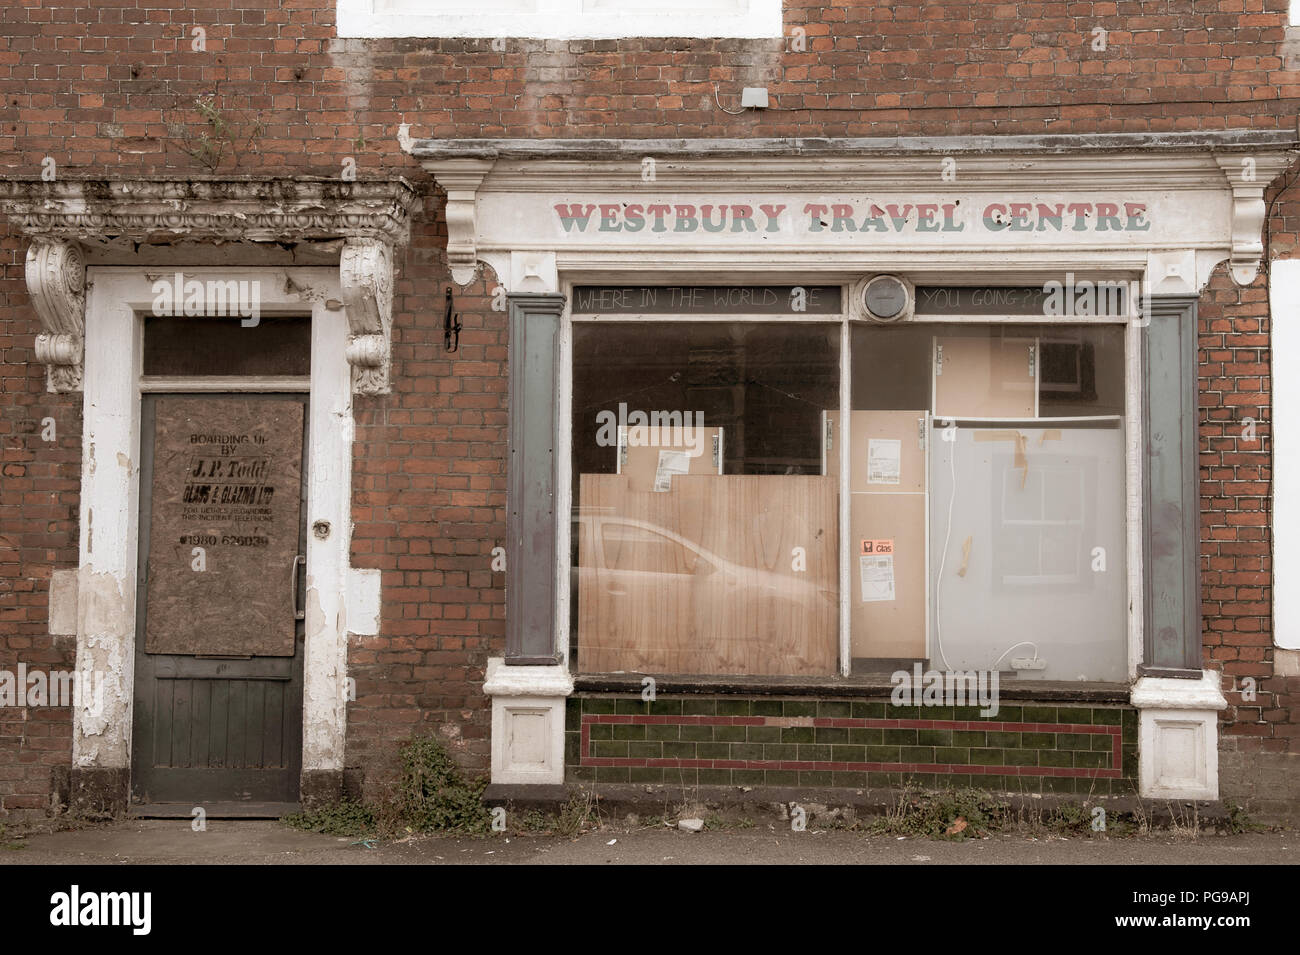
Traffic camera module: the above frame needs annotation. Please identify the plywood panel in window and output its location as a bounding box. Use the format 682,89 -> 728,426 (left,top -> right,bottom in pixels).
577,473 -> 836,675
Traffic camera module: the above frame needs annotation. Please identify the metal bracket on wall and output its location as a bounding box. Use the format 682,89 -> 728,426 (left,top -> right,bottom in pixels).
444,286 -> 462,352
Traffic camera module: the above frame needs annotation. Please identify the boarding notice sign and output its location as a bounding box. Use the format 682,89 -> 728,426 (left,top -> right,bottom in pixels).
860,555 -> 896,602
867,438 -> 902,485
144,398 -> 303,656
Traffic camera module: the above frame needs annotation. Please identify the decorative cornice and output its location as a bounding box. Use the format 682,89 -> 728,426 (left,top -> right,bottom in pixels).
405,132 -> 1298,292
0,178 -> 418,396
0,177 -> 418,246
1215,154 -> 1295,286
418,159 -> 495,286
408,129 -> 1298,161
25,239 -> 85,392
471,154 -> 1291,193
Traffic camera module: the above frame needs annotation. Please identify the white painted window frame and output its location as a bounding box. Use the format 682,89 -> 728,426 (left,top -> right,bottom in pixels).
558,272 -> 1144,682
336,0 -> 782,39
76,267 -> 355,781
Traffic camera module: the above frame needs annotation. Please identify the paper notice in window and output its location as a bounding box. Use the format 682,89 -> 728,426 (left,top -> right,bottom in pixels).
867,438 -> 901,485
653,450 -> 691,492
860,554 -> 896,602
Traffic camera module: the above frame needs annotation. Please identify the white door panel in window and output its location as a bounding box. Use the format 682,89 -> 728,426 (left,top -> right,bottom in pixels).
929,422 -> 1127,682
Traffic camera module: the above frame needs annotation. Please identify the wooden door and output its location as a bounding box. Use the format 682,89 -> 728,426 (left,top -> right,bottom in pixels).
131,394 -> 307,805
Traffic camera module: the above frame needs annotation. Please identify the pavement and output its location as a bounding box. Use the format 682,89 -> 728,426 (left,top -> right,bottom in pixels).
0,819 -> 1296,864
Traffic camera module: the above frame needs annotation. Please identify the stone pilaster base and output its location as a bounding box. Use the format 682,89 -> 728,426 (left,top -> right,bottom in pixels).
299,769 -> 346,808
484,658 -> 573,785
1132,669 -> 1227,800
68,767 -> 130,818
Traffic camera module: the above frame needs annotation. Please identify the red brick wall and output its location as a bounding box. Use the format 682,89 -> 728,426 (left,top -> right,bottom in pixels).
0,0 -> 1295,178
1,0 -> 1298,814
1211,176 -> 1300,820
345,213 -> 507,795
0,233 -> 81,814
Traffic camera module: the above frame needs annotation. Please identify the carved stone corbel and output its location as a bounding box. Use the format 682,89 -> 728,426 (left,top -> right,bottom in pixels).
1215,154 -> 1295,286
25,239 -> 85,392
340,237 -> 394,395
423,159 -> 495,286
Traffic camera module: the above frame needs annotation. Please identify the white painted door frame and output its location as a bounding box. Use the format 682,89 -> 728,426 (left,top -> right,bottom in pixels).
74,267 -> 358,790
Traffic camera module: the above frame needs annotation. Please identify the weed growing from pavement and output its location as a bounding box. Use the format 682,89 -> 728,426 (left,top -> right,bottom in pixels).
281,799 -> 376,837
282,733 -> 490,838
1225,801 -> 1258,834
0,823 -> 26,850
552,789 -> 602,836
388,735 -> 493,835
869,786 -> 1011,839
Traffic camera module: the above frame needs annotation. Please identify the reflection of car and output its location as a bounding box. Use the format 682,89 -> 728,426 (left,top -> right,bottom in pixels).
570,510 -> 836,622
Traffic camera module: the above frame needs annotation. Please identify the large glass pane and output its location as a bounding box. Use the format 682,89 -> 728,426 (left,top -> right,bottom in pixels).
571,321 -> 840,675
847,322 -> 1127,681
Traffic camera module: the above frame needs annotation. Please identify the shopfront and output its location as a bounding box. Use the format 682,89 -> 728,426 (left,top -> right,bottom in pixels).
1,130 -> 1292,812
412,131 -> 1293,801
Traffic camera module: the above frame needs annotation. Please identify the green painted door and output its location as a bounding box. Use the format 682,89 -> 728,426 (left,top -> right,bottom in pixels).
131,394 -> 307,805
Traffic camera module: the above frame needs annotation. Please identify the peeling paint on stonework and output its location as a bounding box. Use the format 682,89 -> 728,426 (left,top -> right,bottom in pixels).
302,580 -> 348,773
334,408 -> 354,443
73,568 -> 135,768
115,452 -> 132,474
282,272 -> 329,303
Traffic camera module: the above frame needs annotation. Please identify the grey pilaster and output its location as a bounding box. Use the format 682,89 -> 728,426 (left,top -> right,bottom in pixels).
505,293 -> 566,664
1142,294 -> 1203,675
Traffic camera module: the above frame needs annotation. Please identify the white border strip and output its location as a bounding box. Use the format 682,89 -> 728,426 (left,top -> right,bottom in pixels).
1271,261 -> 1300,649
337,0 -> 782,38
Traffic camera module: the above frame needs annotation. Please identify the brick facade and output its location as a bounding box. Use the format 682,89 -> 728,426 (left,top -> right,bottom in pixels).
1,1 -> 1299,818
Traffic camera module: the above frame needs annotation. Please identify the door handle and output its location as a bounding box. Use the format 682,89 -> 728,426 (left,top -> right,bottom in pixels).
291,554 -> 306,621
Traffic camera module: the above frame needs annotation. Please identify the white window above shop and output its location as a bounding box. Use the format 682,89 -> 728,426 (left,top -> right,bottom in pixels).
336,0 -> 782,38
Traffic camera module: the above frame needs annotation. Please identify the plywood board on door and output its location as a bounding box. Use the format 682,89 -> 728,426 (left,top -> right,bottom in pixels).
577,473 -> 837,675
144,397 -> 303,656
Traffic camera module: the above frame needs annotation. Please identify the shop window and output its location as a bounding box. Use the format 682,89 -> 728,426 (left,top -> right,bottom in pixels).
846,323 -> 1127,683
570,293 -> 1129,683
571,320 -> 841,676
336,0 -> 781,39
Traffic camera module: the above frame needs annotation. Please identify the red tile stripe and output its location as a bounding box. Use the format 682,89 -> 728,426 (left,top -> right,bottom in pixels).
579,713 -> 1124,779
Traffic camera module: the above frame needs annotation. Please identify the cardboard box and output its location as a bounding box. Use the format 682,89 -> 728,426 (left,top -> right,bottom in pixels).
851,492 -> 927,659
933,335 -> 1038,419
616,423 -> 723,493
823,409 -> 928,659
822,409 -> 926,492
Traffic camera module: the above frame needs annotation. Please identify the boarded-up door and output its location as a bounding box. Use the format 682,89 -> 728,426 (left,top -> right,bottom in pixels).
131,395 -> 307,805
